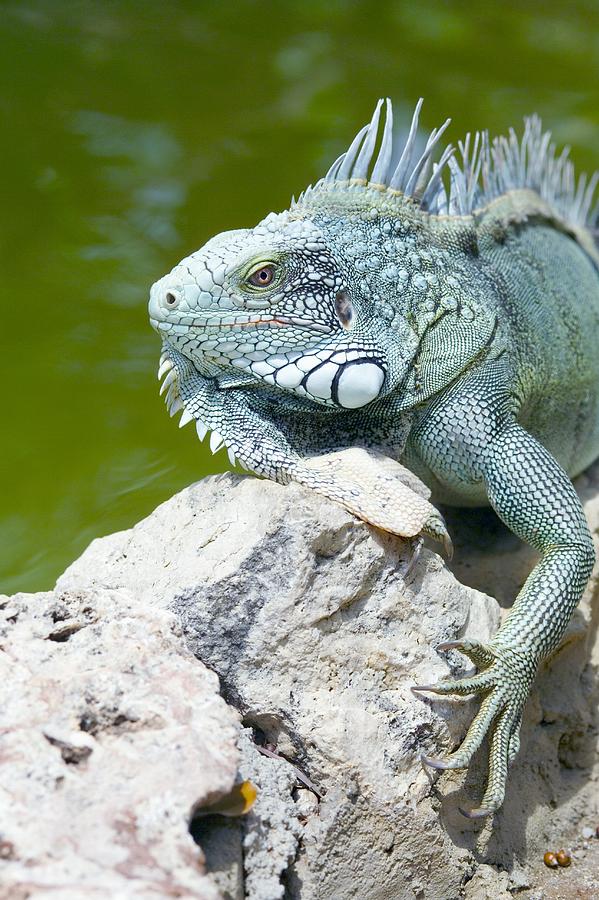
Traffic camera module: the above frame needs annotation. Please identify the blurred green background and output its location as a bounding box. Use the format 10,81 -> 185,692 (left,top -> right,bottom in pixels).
1,0 -> 598,592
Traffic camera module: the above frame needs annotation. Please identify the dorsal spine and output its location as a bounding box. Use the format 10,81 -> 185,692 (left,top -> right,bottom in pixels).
301,98 -> 598,231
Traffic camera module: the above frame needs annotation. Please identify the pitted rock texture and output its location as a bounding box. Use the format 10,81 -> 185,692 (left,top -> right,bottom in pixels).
52,469 -> 599,899
0,587 -> 239,899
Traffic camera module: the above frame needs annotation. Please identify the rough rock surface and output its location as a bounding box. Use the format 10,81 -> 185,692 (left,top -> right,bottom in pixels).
0,587 -> 239,898
2,466 -> 599,898
47,466 -> 599,900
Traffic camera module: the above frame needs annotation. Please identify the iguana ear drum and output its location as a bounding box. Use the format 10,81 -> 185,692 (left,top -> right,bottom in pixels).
335,290 -> 354,329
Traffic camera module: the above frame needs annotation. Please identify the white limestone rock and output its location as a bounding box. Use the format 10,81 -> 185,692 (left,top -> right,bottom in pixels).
0,587 -> 239,899
55,474 -> 502,898
3,465 -> 598,899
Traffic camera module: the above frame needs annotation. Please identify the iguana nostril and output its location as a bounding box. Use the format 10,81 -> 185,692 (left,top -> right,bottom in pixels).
164,290 -> 179,308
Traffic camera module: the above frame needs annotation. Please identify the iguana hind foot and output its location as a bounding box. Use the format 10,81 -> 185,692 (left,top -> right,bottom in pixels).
413,641 -> 534,818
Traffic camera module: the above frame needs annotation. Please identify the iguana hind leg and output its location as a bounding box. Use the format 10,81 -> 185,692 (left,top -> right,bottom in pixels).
412,421 -> 595,818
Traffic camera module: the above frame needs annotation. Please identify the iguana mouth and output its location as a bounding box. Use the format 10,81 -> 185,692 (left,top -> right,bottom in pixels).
201,317 -> 332,333
150,314 -> 332,335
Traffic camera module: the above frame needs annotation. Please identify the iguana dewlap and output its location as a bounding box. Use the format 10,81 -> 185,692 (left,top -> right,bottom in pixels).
149,98 -> 599,818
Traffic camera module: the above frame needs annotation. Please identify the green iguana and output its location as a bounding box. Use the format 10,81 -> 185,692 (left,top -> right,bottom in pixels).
148,98 -> 599,818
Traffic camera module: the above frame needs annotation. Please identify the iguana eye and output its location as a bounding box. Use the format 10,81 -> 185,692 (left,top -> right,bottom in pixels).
248,264 -> 276,288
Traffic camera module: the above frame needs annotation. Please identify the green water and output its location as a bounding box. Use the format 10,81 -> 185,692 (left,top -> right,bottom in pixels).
2,0 -> 598,593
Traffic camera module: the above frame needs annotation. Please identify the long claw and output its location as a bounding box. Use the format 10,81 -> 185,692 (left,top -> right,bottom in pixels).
459,805 -> 494,820
421,753 -> 465,771
443,534 -> 454,560
411,684 -> 438,694
422,513 -> 453,559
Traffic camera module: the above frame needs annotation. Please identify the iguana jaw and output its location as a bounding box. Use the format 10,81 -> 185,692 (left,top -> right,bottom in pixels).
149,309 -> 332,337
156,340 -> 336,472
157,338 -> 392,470
155,339 -> 407,479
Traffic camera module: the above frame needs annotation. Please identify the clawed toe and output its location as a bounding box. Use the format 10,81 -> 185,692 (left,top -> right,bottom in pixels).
411,670 -> 493,696
436,638 -> 497,669
412,646 -> 532,817
421,753 -> 448,770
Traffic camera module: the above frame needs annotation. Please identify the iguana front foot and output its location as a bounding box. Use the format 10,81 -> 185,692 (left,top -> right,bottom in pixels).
412,640 -> 535,818
297,447 -> 453,556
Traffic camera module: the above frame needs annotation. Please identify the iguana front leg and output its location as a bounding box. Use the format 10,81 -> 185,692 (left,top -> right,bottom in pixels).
413,421 -> 595,817
160,345 -> 451,549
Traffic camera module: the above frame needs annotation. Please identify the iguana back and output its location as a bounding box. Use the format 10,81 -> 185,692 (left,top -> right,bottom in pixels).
473,195 -> 599,475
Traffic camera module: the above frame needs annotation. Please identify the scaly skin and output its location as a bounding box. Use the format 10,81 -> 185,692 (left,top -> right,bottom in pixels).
148,101 -> 599,817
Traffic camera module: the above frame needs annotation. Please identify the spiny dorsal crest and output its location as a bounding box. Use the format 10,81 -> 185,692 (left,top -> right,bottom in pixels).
298,98 -> 598,229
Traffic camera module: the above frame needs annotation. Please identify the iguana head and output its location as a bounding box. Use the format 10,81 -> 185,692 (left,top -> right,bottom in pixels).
149,210 -> 395,411
157,101 -> 527,470
148,99 -> 503,477
149,102 -> 461,418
